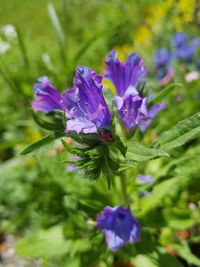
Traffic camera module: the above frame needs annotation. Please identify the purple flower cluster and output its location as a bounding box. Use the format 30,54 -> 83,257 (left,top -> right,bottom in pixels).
96,206 -> 140,251
32,51 -> 164,135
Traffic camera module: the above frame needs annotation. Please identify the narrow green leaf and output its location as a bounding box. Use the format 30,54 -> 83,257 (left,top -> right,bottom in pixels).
47,3 -> 66,63
16,27 -> 30,69
20,132 -> 63,155
61,138 -> 75,154
148,83 -> 182,107
32,111 -> 65,131
152,112 -> 200,151
126,142 -> 169,162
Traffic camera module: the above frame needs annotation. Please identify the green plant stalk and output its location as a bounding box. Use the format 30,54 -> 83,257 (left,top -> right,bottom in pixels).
119,171 -> 128,206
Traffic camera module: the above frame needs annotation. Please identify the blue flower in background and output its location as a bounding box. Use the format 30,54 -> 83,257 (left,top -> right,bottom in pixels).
31,77 -> 63,113
154,49 -> 172,81
154,48 -> 171,67
137,174 -> 153,184
174,44 -> 196,63
66,156 -> 81,172
96,206 -> 140,251
63,66 -> 111,134
172,32 -> 187,48
172,32 -> 200,63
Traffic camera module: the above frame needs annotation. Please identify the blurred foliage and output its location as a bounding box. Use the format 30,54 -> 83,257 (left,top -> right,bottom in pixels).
0,0 -> 200,266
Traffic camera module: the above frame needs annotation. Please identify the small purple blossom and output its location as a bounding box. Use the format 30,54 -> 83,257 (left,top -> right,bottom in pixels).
154,49 -> 173,81
104,50 -> 147,96
172,33 -> 200,63
137,174 -> 153,184
114,89 -> 148,132
31,77 -> 63,113
63,66 -> 111,134
174,44 -> 196,63
154,48 -> 171,66
96,206 -> 140,251
172,32 -> 186,48
66,156 -> 81,172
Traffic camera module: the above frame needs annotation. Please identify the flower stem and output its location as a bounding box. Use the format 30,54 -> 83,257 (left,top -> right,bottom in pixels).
119,171 -> 128,206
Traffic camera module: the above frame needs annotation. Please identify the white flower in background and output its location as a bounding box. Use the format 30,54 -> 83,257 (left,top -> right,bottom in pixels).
185,71 -> 200,83
41,53 -> 53,69
1,24 -> 17,39
0,40 -> 10,54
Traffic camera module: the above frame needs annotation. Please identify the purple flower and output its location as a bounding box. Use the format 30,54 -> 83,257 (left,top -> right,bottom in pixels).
63,66 -> 111,134
104,50 -> 164,132
154,49 -> 173,81
137,174 -> 153,184
31,77 -> 63,113
114,89 -> 148,132
171,33 -> 200,63
191,37 -> 200,47
154,48 -> 171,66
96,206 -> 140,251
172,32 -> 187,48
174,44 -> 196,63
104,50 -> 147,96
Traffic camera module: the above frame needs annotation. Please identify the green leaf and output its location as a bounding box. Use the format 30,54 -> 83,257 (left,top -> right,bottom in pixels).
20,132 -> 63,155
16,226 -> 71,259
172,242 -> 200,267
32,111 -> 65,131
47,3 -> 66,63
16,27 -> 30,69
163,208 -> 195,230
126,142 -> 169,162
148,83 -> 182,107
134,255 -> 157,267
152,112 -> 200,151
140,177 -> 179,216
61,138 -> 75,154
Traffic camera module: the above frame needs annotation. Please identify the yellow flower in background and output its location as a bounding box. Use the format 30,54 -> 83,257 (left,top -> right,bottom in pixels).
103,78 -> 116,94
26,156 -> 36,166
24,127 -> 42,142
114,44 -> 133,61
134,26 -> 151,44
173,17 -> 184,31
178,0 -> 195,22
145,0 -> 174,26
